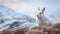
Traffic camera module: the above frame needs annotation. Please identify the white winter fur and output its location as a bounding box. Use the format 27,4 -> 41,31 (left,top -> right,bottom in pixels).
36,8 -> 55,26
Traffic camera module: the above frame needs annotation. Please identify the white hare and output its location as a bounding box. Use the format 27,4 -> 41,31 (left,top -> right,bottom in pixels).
36,8 -> 55,26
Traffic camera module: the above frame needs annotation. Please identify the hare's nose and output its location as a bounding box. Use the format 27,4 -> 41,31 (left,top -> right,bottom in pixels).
40,12 -> 43,14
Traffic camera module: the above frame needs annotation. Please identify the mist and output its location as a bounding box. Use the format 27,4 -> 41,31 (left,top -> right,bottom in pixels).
0,0 -> 60,22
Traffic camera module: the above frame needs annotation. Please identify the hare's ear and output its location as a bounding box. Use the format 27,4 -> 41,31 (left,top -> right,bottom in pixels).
41,8 -> 45,14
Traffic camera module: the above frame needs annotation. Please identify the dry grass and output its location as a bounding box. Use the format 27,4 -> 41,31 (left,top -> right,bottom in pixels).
0,23 -> 60,34
26,23 -> 60,34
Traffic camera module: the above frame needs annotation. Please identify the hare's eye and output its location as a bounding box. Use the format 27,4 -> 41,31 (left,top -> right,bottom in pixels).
40,13 -> 42,14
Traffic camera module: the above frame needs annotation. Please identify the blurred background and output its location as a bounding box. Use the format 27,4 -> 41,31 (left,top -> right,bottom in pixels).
0,0 -> 60,22
0,0 -> 60,31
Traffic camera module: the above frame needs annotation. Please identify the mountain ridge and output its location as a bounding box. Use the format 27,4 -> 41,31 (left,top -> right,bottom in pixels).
0,5 -> 36,31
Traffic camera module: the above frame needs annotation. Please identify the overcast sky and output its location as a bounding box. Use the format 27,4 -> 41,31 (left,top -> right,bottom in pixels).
0,0 -> 60,22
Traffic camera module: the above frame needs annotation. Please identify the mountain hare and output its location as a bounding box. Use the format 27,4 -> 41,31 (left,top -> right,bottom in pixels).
36,8 -> 55,26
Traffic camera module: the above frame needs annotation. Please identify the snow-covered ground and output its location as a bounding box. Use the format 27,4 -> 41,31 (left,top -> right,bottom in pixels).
0,5 -> 36,31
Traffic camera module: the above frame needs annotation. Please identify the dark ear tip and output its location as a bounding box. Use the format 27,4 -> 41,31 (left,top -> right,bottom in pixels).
43,8 -> 45,10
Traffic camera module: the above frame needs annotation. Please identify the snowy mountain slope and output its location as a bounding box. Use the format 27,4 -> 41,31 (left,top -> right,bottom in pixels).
0,5 -> 36,31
